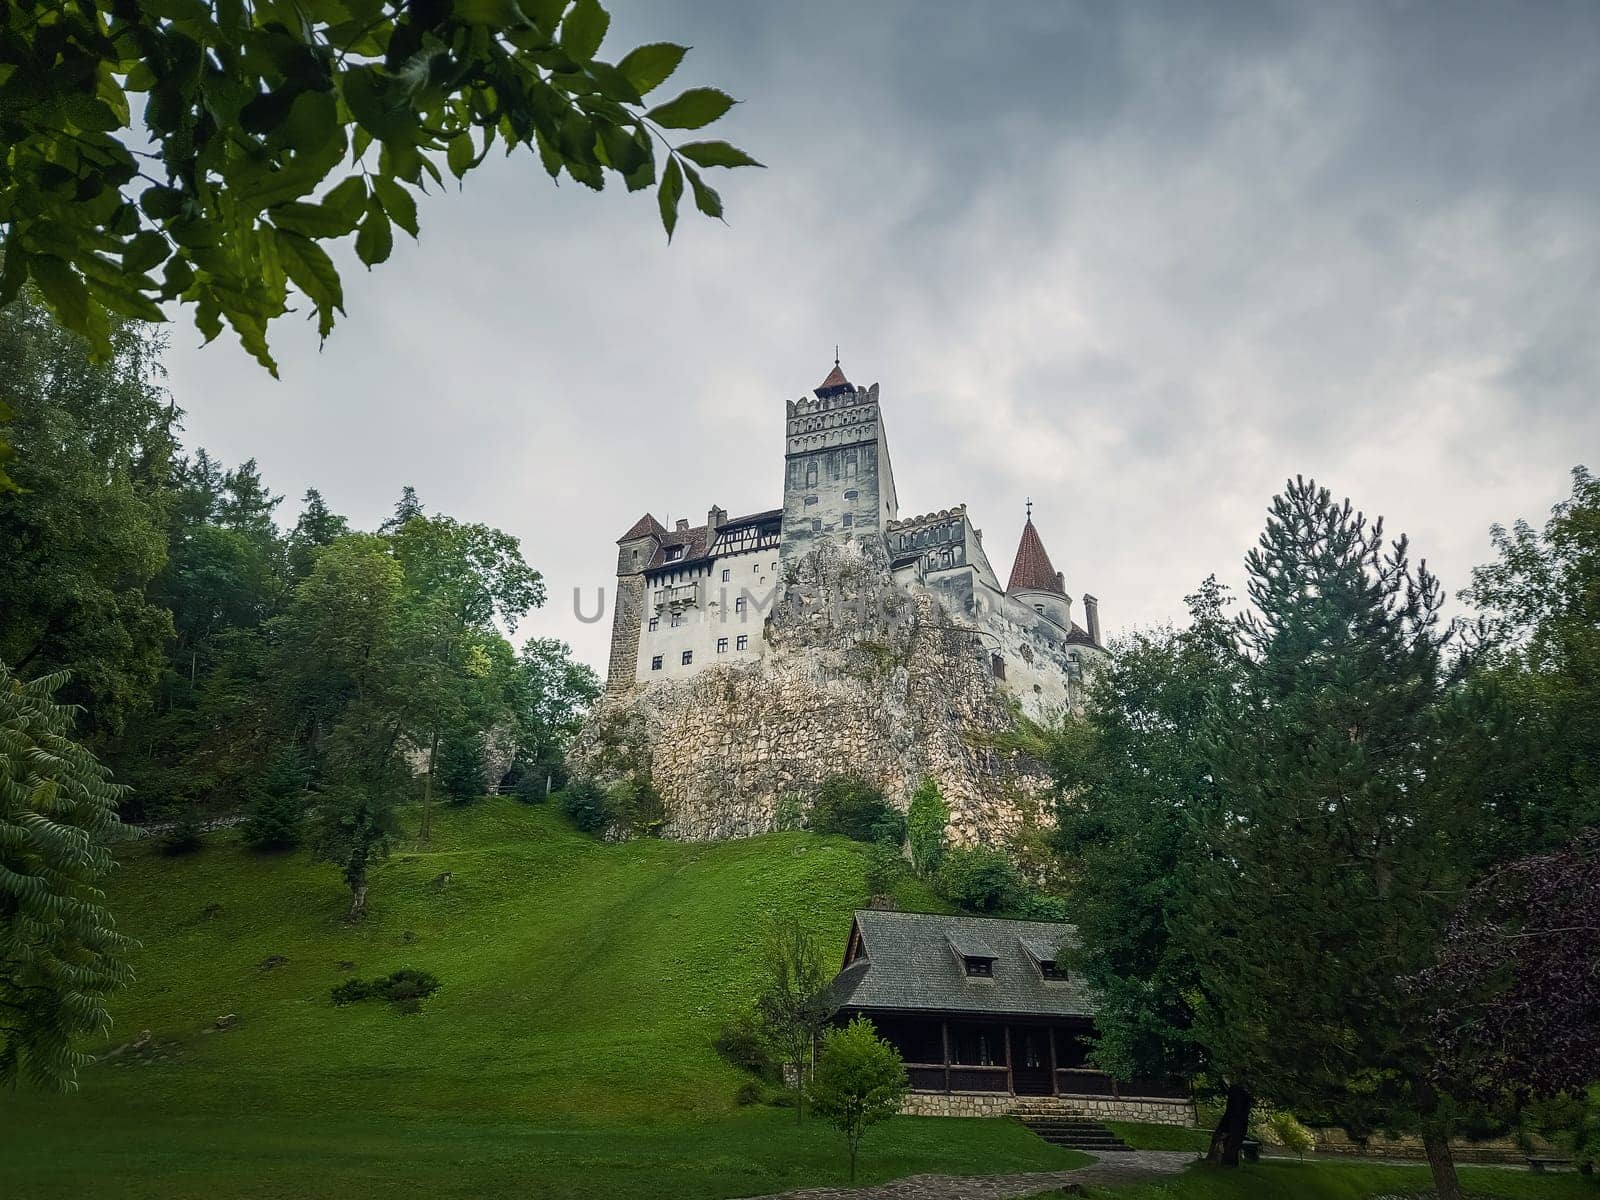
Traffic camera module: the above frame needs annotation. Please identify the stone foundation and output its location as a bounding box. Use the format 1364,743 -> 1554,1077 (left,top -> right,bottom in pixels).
900,1091 -> 1196,1126
1307,1127 -> 1540,1165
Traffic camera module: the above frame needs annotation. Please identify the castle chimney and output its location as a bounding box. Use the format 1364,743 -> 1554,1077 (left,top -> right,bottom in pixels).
1055,571 -> 1065,593
676,518 -> 689,533
708,504 -> 727,531
1083,594 -> 1101,644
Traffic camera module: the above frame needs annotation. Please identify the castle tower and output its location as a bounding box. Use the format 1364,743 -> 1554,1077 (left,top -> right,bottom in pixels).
780,360 -> 899,563
1005,506 -> 1073,631
606,512 -> 666,692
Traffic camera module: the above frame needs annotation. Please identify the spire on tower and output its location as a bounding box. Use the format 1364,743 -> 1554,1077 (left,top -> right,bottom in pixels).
1007,509 -> 1065,595
814,356 -> 853,398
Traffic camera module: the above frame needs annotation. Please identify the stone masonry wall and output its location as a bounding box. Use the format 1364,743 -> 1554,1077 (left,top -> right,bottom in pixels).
568,539 -> 1050,844
899,1092 -> 1196,1125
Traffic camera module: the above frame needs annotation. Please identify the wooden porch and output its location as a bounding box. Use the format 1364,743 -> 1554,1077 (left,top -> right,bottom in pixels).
865,1014 -> 1187,1101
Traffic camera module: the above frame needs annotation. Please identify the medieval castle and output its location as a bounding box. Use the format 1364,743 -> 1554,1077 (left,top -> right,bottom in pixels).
602,362 -> 1105,717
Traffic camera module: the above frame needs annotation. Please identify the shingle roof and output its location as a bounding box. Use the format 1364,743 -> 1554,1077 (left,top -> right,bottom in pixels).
1006,518 -> 1065,595
617,513 -> 667,543
815,362 -> 853,397
831,909 -> 1094,1019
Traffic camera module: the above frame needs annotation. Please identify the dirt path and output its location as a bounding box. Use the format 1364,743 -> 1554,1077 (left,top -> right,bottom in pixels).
739,1149 -> 1198,1199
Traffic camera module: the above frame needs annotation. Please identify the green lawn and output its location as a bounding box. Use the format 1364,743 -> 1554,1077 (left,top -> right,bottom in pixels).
1070,1158 -> 1598,1199
0,798 -> 1085,1199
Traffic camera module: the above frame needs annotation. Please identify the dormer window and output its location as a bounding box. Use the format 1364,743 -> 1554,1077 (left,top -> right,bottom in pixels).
1039,960 -> 1066,981
666,546 -> 685,562
947,929 -> 998,980
963,956 -> 994,978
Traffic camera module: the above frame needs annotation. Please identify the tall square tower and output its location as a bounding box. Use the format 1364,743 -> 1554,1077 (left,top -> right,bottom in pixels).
780,362 -> 899,563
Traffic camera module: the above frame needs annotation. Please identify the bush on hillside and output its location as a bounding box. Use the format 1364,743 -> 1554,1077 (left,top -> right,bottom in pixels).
810,776 -> 903,845
864,841 -> 909,897
242,749 -> 309,851
774,791 -> 805,832
158,806 -> 205,856
937,845 -> 1027,913
715,1011 -> 778,1082
331,968 -> 441,1013
560,778 -> 609,833
437,730 -> 488,804
605,775 -> 664,838
906,779 -> 949,875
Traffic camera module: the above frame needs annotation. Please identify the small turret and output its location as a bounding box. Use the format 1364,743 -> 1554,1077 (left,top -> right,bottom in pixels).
1006,504 -> 1071,631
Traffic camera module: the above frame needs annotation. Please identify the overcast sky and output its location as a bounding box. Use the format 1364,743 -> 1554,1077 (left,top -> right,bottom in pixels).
163,0 -> 1600,672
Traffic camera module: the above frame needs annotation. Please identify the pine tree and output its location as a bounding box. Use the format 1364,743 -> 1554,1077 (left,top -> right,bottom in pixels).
287,488 -> 350,579
1181,478 -> 1477,1197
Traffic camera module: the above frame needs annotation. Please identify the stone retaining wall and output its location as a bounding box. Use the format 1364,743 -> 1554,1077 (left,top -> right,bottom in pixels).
900,1091 -> 1196,1126
1308,1127 -> 1536,1165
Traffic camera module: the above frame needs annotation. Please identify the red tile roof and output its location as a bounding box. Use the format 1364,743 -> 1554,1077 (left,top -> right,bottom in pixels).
617,512 -> 667,543
1006,518 -> 1065,595
815,363 -> 852,396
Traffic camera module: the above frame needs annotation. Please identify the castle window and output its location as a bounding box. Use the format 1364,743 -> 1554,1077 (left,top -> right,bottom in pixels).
666,546 -> 684,562
804,495 -> 818,506
670,612 -> 683,628
717,638 -> 728,654
990,653 -> 1006,681
648,617 -> 659,632
805,461 -> 818,488
844,489 -> 858,501
681,650 -> 693,665
841,513 -> 853,528
735,596 -> 746,613
844,451 -> 857,480
721,568 -> 730,582
736,635 -> 748,651
1035,604 -> 1045,615
651,656 -> 662,671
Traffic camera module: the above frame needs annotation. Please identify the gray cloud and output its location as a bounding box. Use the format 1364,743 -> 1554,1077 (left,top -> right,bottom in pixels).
162,0 -> 1600,666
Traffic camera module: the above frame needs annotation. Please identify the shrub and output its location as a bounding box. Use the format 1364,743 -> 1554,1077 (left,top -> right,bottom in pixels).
938,845 -> 1027,913
605,774 -> 664,837
811,776 -> 901,845
864,842 -> 909,896
330,968 -> 440,1012
436,730 -> 488,803
735,1080 -> 764,1106
715,1011 -> 778,1081
242,749 -> 308,851
1263,1109 -> 1315,1156
774,791 -> 806,832
906,779 -> 949,875
158,807 -> 205,856
560,778 -> 609,833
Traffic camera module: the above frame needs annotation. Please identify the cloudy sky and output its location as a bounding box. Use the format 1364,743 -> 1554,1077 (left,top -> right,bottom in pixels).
163,0 -> 1600,672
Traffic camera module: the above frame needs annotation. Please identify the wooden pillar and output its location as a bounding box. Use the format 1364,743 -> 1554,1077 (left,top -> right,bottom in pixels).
941,1020 -> 951,1094
1004,1025 -> 1015,1095
1048,1025 -> 1060,1096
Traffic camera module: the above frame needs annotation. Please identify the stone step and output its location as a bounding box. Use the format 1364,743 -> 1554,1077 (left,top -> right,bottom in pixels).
1020,1115 -> 1133,1154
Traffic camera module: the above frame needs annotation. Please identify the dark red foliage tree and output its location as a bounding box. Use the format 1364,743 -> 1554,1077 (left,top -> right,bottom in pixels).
1421,832 -> 1600,1103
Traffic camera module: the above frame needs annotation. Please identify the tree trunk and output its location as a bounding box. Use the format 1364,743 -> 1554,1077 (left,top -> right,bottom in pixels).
1206,1083 -> 1253,1166
347,880 -> 368,922
420,726 -> 439,841
1424,1132 -> 1464,1200
795,1056 -> 805,1125
848,1138 -> 857,1183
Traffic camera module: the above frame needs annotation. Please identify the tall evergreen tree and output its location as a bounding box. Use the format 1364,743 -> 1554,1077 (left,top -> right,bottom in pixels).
1181,478 -> 1478,1198
287,488 -> 350,580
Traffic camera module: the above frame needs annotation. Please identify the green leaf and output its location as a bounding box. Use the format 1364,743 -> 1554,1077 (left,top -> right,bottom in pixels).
122,231 -> 170,274
276,230 -> 345,339
355,200 -> 393,267
676,140 -> 763,170
645,87 -> 735,130
616,43 -> 686,96
270,199 -> 362,238
30,257 -> 93,338
447,133 -> 474,180
322,177 -> 369,226
453,0 -> 528,26
281,89 -> 340,154
372,177 -> 419,238
560,0 -> 608,62
682,162 -> 722,220
140,185 -> 186,220
657,154 -> 682,241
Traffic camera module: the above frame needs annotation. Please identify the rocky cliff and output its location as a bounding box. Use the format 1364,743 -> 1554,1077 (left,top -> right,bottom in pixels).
567,540 -> 1050,843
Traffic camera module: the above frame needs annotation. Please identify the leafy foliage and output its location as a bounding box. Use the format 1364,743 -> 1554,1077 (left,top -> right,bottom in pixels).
0,0 -> 761,383
330,967 -> 440,1012
435,728 -> 488,803
0,287 -> 174,720
1418,832 -> 1600,1105
754,915 -> 835,1123
935,845 -> 1027,913
809,776 -> 902,845
808,1017 -> 909,1184
241,748 -> 308,850
904,778 -> 948,876
0,663 -> 136,1089
559,776 -> 608,833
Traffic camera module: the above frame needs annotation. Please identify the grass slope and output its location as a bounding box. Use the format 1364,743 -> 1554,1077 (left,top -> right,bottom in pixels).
0,798 -> 1084,1199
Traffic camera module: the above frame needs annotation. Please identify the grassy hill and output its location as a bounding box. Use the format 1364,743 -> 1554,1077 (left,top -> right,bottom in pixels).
0,798 -> 1085,1200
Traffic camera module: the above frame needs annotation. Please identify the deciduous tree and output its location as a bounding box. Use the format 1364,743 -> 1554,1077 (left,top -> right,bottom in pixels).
754,915 -> 835,1123
809,1017 -> 909,1184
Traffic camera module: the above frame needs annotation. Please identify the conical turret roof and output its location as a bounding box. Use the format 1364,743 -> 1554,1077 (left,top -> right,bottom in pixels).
814,361 -> 853,397
1007,516 -> 1065,595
